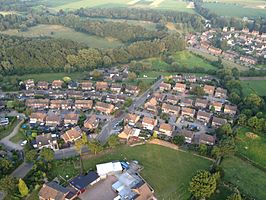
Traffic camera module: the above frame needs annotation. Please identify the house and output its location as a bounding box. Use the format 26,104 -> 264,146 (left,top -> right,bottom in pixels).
125,113 -> 140,126
106,94 -> 119,104
80,81 -> 94,91
46,114 -> 61,127
144,98 -> 157,113
180,130 -> 194,143
96,162 -> 123,179
26,99 -> 50,109
201,42 -> 210,49
30,112 -> 47,124
197,110 -> 212,123
180,98 -> 193,107
240,56 -> 257,65
84,115 -> 99,130
95,81 -> 109,91
37,81 -> 49,90
116,95 -> 126,103
199,133 -> 215,145
125,85 -> 140,95
118,126 -> 135,141
52,80 -> 64,89
68,81 -> 78,90
215,87 -> 227,98
166,95 -> 180,105
224,105 -> 237,115
172,75 -> 183,82
210,101 -> 223,112
39,181 -> 76,200
64,113 -> 79,125
208,46 -> 222,55
142,117 -> 157,131
159,82 -> 171,91
74,100 -> 93,110
110,83 -> 122,93
181,107 -> 195,118
49,91 -> 65,99
159,123 -> 173,137
203,85 -> 215,96
67,90 -> 83,99
95,102 -> 114,114
34,133 -> 59,150
61,126 -> 82,143
69,171 -> 100,194
24,79 -> 35,90
162,103 -> 180,115
50,100 -> 72,110
152,92 -> 165,102
173,83 -> 186,93
212,116 -> 227,127
195,98 -> 209,109
184,75 -> 197,83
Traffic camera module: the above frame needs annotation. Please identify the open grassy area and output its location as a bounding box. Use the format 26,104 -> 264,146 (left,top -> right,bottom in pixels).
172,51 -> 216,70
10,128 -> 26,143
40,0 -> 195,12
241,80 -> 266,96
1,25 -> 123,49
235,126 -> 266,168
203,0 -> 266,8
203,2 -> 266,18
0,117 -> 18,140
221,156 -> 266,200
50,144 -> 212,199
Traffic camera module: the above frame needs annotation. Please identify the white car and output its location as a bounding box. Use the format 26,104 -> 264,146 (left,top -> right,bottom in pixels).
20,140 -> 27,146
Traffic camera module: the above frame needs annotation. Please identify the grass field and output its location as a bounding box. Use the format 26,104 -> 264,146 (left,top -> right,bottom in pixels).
203,2 -> 266,18
203,0 -> 266,8
235,127 -> 266,168
221,156 -> 266,200
241,80 -> 266,96
50,144 -> 212,199
10,128 -> 26,143
40,0 -> 195,12
1,25 -> 123,49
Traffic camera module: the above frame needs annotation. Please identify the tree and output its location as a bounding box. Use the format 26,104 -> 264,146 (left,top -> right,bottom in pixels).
63,76 -> 71,83
0,176 -> 17,195
91,69 -> 103,80
74,134 -> 88,175
18,178 -> 29,197
128,72 -> 137,81
107,135 -> 120,148
245,93 -> 263,107
189,170 -> 217,199
0,158 -> 13,173
25,150 -> 37,163
40,148 -> 54,162
199,144 -> 208,156
191,86 -> 205,97
212,137 -> 235,159
218,123 -> 233,136
87,140 -> 103,155
237,114 -> 247,126
227,191 -> 242,200
172,135 -> 185,146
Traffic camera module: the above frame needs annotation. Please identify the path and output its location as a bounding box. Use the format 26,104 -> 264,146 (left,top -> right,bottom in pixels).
0,119 -> 24,151
240,76 -> 266,81
11,162 -> 34,179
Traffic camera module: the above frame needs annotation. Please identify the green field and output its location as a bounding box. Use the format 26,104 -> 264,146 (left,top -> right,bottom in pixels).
221,156 -> 266,200
236,127 -> 266,168
203,2 -> 266,17
203,0 -> 266,8
1,25 -> 123,49
241,80 -> 266,96
0,117 -> 18,140
173,51 -> 217,70
40,0 -> 195,12
50,144 -> 212,199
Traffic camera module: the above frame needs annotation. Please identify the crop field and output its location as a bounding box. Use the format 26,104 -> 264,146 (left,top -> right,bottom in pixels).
40,0 -> 195,12
0,24 -> 123,49
235,127 -> 266,168
50,144 -> 211,200
221,156 -> 266,200
203,0 -> 266,8
241,80 -> 266,96
203,2 -> 266,17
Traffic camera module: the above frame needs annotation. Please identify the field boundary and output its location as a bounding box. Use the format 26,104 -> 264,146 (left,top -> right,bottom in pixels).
235,153 -> 266,173
240,76 -> 266,81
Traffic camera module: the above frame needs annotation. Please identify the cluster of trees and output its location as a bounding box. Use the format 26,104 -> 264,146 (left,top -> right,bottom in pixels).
75,7 -> 205,31
0,0 -> 37,12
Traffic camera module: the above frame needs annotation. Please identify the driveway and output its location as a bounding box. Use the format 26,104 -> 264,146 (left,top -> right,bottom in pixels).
0,119 -> 24,151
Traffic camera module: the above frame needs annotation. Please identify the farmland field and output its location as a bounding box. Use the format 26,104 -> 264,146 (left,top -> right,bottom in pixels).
241,80 -> 266,96
50,144 -> 212,200
203,0 -> 266,8
221,156 -> 266,200
203,2 -> 266,17
40,0 -> 195,12
0,25 -> 123,49
235,127 -> 266,168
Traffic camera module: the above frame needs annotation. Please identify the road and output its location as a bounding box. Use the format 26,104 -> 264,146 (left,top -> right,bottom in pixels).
96,77 -> 163,144
0,119 -> 24,151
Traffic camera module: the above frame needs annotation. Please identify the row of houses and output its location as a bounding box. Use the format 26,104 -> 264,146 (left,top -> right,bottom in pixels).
24,79 -> 140,95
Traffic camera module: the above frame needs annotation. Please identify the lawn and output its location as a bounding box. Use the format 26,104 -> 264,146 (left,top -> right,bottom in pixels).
10,128 -> 26,143
172,51 -> 216,70
0,117 -> 18,140
241,80 -> 266,96
235,126 -> 266,168
50,144 -> 212,199
221,156 -> 266,200
1,25 -> 123,49
8,72 -> 87,82
203,2 -> 266,18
